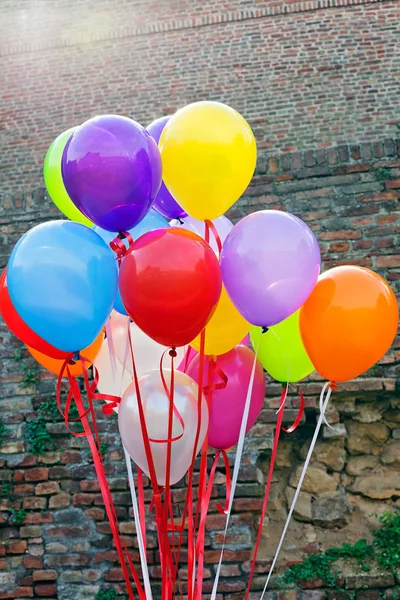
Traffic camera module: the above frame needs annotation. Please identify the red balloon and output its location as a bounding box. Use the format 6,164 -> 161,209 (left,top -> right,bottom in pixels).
119,228 -> 222,347
0,269 -> 69,360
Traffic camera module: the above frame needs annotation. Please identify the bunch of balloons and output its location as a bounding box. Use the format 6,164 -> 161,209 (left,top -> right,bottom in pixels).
1,100 -> 398,599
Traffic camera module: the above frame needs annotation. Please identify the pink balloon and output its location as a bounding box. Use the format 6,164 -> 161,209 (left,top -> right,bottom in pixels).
187,345 -> 265,450
240,334 -> 249,347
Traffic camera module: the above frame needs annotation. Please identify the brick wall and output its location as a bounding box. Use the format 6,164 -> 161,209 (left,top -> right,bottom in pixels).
1,0 -> 400,598
1,140 -> 400,599
1,0 -> 399,197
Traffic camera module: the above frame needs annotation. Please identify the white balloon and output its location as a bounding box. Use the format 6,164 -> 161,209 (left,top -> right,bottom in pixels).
119,369 -> 208,486
169,215 -> 233,254
94,339 -> 132,407
110,313 -> 185,377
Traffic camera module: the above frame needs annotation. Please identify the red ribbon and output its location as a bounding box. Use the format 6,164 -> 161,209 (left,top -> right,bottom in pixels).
245,384 -> 305,598
109,231 -> 135,261
56,357 -> 144,600
204,219 -> 223,255
195,450 -> 229,599
283,386 -> 305,433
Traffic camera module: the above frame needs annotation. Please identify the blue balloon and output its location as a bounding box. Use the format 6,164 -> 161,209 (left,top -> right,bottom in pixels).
94,209 -> 168,316
93,208 -> 168,246
114,288 -> 127,316
7,221 -> 118,353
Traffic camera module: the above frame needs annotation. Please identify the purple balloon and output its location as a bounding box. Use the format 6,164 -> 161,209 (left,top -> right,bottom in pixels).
146,116 -> 187,220
62,115 -> 162,232
221,210 -> 321,327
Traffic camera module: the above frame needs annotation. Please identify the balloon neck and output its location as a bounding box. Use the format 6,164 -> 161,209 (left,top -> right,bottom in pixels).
69,351 -> 80,365
329,381 -> 339,391
261,326 -> 269,334
169,347 -> 177,358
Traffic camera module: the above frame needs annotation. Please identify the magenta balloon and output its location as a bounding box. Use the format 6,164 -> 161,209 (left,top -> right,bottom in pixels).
187,345 -> 265,450
221,210 -> 321,327
146,116 -> 187,220
177,346 -> 198,373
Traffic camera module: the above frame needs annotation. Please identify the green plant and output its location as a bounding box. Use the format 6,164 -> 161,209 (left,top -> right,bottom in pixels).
282,511 -> 400,593
95,589 -> 127,600
373,511 -> 400,572
9,508 -> 28,525
25,418 -> 54,455
0,418 -> 9,446
375,165 -> 391,182
37,399 -> 62,422
0,481 -> 13,499
282,538 -> 374,588
14,348 -> 23,362
100,442 -> 109,457
21,364 -> 40,388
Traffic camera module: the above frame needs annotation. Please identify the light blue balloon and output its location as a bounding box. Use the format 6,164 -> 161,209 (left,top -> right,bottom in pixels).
7,221 -> 118,353
93,208 -> 168,247
114,288 -> 127,316
94,209 -> 168,316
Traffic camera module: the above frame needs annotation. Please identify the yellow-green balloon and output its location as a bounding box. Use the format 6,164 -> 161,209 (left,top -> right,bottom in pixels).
250,310 -> 314,383
44,128 -> 93,227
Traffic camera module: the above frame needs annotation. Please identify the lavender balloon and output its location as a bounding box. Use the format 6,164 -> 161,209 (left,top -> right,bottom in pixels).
221,210 -> 321,327
146,116 -> 187,220
62,115 -> 162,232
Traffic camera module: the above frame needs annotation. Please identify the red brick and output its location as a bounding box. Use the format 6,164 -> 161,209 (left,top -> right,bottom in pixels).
25,468 -> 49,482
319,230 -> 362,241
34,584 -> 57,597
0,587 -> 33,599
23,497 -> 47,510
105,569 -> 124,582
385,179 -> 400,189
329,242 -> 350,253
23,556 -> 43,569
375,255 -> 400,268
360,191 -> 398,202
35,482 -> 60,496
72,493 -> 95,506
7,540 -> 27,554
33,569 -> 57,581
60,450 -> 82,464
48,493 -> 70,509
84,507 -> 105,521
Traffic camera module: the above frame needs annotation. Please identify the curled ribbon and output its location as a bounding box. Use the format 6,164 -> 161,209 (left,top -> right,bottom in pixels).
109,231 -> 135,261
204,219 -> 223,256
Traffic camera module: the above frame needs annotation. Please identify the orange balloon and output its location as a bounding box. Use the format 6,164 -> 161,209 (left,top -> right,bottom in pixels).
299,266 -> 398,383
27,331 -> 104,378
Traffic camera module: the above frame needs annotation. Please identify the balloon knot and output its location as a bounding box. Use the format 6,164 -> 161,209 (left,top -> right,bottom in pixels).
262,326 -> 269,334
330,381 -> 339,391
169,348 -> 177,358
68,352 -> 80,365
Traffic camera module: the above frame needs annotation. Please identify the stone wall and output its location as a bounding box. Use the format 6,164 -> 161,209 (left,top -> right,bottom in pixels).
1,139 -> 400,599
1,0 -> 400,598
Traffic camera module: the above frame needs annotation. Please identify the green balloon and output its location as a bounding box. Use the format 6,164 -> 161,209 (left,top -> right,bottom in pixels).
44,128 -> 93,227
250,310 -> 314,383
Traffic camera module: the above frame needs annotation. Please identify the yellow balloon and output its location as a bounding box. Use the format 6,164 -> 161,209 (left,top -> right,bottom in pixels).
159,101 -> 257,221
190,285 -> 250,356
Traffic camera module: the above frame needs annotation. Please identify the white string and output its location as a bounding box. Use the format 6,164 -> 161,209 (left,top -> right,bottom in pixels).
210,344 -> 260,600
106,318 -> 153,598
259,382 -> 332,599
124,448 -> 153,600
